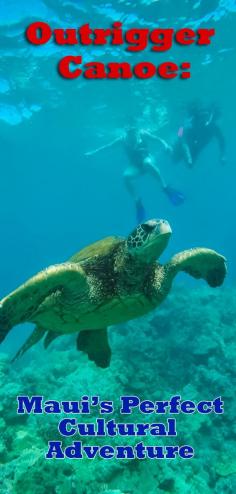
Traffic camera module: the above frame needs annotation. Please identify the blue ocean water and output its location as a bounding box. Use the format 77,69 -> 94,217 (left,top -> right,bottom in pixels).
0,1 -> 235,493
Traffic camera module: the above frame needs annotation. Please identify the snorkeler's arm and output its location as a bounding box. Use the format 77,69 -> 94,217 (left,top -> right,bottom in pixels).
85,137 -> 123,156
213,125 -> 226,164
142,131 -> 172,152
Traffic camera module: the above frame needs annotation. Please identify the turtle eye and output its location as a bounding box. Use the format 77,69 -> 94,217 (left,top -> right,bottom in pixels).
141,223 -> 155,233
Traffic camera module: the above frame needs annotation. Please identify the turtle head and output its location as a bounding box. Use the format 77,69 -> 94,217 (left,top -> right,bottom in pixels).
126,219 -> 172,262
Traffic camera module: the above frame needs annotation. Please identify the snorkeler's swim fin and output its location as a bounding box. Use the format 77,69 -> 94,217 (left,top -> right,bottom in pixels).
164,186 -> 185,206
135,199 -> 146,223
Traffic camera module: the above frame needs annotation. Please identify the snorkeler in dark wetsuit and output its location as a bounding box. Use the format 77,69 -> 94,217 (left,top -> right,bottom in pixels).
173,102 -> 226,168
85,125 -> 185,222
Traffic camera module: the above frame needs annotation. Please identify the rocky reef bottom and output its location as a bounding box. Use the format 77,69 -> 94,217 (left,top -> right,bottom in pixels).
0,286 -> 235,494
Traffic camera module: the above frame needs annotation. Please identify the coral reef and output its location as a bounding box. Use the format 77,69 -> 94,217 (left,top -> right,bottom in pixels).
0,286 -> 235,493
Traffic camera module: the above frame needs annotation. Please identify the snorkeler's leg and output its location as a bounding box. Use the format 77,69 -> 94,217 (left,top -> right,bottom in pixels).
145,157 -> 185,206
123,169 -> 146,222
144,156 -> 167,189
123,174 -> 138,200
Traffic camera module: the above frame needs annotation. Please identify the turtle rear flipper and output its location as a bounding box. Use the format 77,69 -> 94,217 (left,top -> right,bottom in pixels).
77,329 -> 111,368
12,327 -> 61,362
44,331 -> 61,349
11,326 -> 46,362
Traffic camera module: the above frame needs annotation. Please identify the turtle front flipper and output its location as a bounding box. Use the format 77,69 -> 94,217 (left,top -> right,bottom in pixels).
167,248 -> 227,287
77,329 -> 111,368
0,263 -> 87,344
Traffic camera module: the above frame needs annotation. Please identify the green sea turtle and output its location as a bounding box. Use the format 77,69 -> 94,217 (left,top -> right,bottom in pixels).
0,219 -> 226,368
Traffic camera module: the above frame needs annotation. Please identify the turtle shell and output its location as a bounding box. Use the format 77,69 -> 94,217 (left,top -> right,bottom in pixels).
69,236 -> 124,264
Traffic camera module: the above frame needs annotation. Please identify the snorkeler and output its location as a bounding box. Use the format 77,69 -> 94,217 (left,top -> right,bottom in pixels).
85,125 -> 185,222
172,101 -> 226,168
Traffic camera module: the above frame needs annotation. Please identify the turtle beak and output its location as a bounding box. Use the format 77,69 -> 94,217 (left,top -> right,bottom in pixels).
152,219 -> 172,236
142,219 -> 172,261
